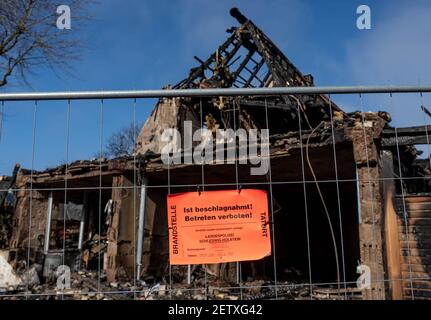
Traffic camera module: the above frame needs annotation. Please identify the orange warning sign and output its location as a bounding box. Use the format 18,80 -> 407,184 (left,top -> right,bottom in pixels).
167,189 -> 271,265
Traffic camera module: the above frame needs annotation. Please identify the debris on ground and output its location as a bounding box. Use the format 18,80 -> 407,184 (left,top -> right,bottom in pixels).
0,255 -> 22,291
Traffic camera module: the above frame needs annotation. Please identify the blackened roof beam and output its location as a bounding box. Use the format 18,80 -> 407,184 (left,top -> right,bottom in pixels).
382,125 -> 431,146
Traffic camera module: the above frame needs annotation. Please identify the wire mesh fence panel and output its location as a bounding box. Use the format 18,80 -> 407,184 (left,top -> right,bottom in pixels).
0,87 -> 431,300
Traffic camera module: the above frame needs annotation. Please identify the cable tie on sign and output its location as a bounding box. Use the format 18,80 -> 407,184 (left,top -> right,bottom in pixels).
266,217 -> 274,226
238,184 -> 243,194
197,185 -> 202,196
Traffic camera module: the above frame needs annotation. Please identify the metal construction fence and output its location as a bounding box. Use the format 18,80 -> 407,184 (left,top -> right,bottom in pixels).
0,85 -> 431,300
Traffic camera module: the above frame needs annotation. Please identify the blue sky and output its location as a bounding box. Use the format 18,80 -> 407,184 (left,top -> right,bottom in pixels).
1,0 -> 431,175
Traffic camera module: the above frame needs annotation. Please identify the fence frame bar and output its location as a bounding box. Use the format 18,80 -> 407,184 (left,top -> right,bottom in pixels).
1,85 -> 431,101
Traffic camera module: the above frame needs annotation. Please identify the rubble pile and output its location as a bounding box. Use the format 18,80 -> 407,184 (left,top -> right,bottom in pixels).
1,255 -> 360,300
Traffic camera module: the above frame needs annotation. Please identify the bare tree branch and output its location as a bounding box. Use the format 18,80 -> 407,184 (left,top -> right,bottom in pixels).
105,122 -> 142,158
0,0 -> 94,87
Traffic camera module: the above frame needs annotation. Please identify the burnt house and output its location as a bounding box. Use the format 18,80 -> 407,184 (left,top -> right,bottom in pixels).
1,8 -> 431,300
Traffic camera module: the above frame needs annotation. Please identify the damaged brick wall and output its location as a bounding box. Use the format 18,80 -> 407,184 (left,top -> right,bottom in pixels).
106,175 -> 137,282
346,113 -> 387,300
136,98 -> 182,155
395,195 -> 431,300
9,175 -> 48,250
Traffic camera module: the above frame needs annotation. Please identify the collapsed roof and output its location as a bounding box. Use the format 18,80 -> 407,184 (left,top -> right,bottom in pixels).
135,8 -> 342,155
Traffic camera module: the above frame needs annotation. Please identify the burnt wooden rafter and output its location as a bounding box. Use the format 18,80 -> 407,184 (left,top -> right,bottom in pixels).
170,8 -> 343,132
382,125 -> 431,147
